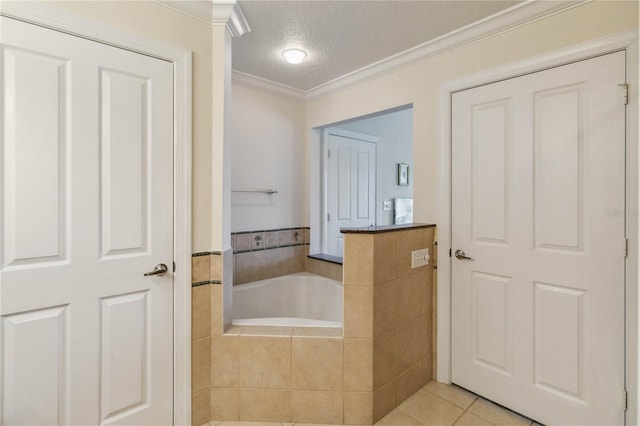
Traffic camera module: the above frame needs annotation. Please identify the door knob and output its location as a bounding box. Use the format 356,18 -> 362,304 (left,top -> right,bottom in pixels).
144,263 -> 168,276
454,250 -> 473,260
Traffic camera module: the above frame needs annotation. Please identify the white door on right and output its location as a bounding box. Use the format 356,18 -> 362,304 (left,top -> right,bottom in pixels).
452,51 -> 626,425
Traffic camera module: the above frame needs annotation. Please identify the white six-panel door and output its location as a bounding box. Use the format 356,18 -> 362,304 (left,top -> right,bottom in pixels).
1,17 -> 174,425
325,130 -> 376,257
451,51 -> 626,425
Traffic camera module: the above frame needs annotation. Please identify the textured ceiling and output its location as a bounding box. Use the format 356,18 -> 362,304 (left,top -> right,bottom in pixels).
232,0 -> 522,91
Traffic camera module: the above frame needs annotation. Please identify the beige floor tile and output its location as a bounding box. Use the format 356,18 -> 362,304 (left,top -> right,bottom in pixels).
215,422 -> 284,426
422,381 -> 477,410
454,412 -> 493,426
399,389 -> 464,426
468,398 -> 531,426
374,409 -> 423,426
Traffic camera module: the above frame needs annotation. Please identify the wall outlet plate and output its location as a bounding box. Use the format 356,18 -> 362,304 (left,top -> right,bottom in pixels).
383,201 -> 392,211
411,248 -> 429,268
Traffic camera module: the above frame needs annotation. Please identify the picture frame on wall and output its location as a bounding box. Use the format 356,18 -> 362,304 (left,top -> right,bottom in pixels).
398,163 -> 409,186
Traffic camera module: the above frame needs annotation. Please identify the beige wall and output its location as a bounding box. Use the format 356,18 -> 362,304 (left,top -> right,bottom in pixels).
34,1 -> 639,251
304,1 -> 638,225
43,0 -> 217,252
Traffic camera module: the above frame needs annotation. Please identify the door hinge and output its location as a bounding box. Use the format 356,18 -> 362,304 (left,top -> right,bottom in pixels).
619,83 -> 629,105
449,248 -> 452,258
625,238 -> 629,258
327,213 -> 330,222
173,261 -> 176,273
624,389 -> 628,411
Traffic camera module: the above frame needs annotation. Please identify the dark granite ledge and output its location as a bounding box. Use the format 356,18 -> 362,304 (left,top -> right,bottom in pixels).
340,222 -> 436,234
307,253 -> 343,265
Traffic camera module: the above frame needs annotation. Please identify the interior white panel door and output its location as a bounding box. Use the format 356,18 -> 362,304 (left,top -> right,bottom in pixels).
0,17 -> 174,425
451,51 -> 626,426
325,132 -> 376,257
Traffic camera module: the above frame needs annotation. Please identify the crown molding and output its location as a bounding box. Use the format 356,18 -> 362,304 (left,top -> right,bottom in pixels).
226,2 -> 250,37
154,0 -> 250,36
230,0 -> 590,101
232,70 -> 306,101
304,0 -> 588,99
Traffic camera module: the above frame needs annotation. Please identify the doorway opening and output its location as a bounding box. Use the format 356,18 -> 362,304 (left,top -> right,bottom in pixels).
309,104 -> 414,260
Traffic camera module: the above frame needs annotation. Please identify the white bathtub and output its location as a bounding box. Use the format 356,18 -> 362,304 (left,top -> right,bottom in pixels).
232,272 -> 343,328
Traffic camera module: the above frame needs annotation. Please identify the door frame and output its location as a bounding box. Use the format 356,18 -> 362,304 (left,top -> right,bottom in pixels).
0,3 -> 193,425
437,29 -> 638,422
321,127 -> 379,254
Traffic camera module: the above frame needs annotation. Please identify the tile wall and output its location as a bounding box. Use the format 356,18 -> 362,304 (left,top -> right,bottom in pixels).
191,225 -> 436,425
191,250 -> 230,426
211,326 -> 346,423
232,227 -> 308,285
342,226 -> 436,423
232,227 -> 344,283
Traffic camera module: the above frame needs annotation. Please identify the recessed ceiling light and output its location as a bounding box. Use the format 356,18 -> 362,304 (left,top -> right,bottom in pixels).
281,48 -> 307,64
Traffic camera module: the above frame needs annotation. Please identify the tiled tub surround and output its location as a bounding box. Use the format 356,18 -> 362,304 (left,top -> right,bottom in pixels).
305,253 -> 343,281
191,250 -> 233,426
342,223 -> 436,423
232,227 -> 344,283
211,326 -> 347,424
206,224 -> 435,425
232,227 -> 308,285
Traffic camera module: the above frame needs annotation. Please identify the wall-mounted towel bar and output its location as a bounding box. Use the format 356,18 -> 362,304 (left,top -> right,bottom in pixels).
231,189 -> 278,195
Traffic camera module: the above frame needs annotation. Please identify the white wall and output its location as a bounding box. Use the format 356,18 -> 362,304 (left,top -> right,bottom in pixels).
231,84 -> 306,232
338,107 -> 413,226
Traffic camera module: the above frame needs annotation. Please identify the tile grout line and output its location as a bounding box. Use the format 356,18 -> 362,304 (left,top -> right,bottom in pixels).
396,404 -> 427,425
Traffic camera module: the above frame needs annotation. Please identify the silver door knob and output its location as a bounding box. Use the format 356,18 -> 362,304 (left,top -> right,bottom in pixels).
144,263 -> 168,276
454,250 -> 473,260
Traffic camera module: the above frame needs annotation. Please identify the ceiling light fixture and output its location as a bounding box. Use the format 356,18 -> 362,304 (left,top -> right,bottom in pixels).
281,48 -> 307,64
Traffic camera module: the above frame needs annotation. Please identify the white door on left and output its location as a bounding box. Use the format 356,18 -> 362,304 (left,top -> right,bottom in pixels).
1,17 -> 174,425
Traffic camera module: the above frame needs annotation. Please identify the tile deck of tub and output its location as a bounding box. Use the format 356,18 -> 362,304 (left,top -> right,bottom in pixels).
209,381 -> 541,426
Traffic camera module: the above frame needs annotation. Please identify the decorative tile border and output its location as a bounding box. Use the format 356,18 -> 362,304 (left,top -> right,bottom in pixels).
231,227 -> 310,254
192,280 -> 222,287
192,251 -> 222,257
191,252 -> 223,287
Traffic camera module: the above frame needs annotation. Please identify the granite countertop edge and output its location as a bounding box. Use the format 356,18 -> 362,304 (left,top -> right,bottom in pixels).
340,222 -> 436,234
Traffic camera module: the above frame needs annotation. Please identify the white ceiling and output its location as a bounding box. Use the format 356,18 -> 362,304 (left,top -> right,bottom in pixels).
232,0 -> 522,92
